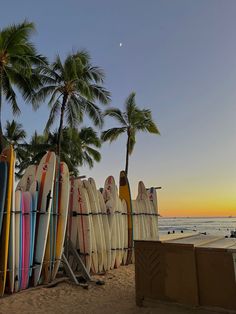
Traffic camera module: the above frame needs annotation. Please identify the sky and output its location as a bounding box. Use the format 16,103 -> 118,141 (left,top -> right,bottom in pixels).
1,0 -> 236,217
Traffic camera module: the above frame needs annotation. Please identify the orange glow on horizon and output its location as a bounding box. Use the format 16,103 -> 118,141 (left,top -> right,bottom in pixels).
158,194 -> 236,217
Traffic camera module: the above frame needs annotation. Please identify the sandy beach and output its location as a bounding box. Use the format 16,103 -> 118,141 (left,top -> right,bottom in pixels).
0,265 -> 231,314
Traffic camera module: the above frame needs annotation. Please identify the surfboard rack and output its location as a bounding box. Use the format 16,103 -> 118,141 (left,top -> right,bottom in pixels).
146,186 -> 162,190
62,237 -> 91,286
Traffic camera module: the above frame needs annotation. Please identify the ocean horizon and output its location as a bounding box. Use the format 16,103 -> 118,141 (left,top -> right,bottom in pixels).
158,216 -> 236,237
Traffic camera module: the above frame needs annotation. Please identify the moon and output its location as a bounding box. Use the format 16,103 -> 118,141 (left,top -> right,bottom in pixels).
119,43 -> 123,47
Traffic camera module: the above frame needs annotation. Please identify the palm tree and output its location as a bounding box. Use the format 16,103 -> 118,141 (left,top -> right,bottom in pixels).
14,131 -> 48,178
4,120 -> 26,147
0,20 -> 47,151
4,119 -> 28,177
33,50 -> 110,155
101,92 -> 160,175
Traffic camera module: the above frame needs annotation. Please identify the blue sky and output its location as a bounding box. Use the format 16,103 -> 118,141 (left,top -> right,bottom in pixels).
1,0 -> 236,215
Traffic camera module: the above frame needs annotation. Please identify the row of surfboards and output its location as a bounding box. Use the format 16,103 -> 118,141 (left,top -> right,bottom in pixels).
67,175 -> 159,273
0,146 -> 158,295
0,147 -> 70,295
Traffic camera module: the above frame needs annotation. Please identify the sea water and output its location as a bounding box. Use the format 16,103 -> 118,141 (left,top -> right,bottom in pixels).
159,217 -> 236,237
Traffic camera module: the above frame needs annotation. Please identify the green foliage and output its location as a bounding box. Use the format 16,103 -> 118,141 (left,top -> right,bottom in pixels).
32,50 -> 111,155
4,120 -> 26,146
0,20 -> 47,150
14,126 -> 101,178
101,92 -> 160,174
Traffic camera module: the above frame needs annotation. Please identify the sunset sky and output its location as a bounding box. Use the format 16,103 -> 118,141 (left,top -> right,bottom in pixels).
1,0 -> 236,216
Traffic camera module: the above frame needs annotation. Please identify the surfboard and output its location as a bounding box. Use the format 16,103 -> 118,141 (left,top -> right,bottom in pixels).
131,200 -> 139,241
7,152 -> 16,294
137,203 -> 148,239
118,197 -> 125,265
14,190 -> 22,292
97,190 -> 111,270
52,162 -> 70,280
88,178 -> 109,271
0,162 -> 7,237
33,151 -> 56,286
21,192 -> 31,290
138,181 -> 158,240
89,204 -> 99,274
75,179 -> 93,272
43,157 -> 60,284
68,177 -> 78,250
16,165 -> 37,192
104,176 -> 122,267
83,180 -> 105,273
0,145 -> 14,296
29,181 -> 38,278
148,187 -> 159,240
103,189 -> 116,269
119,171 -> 133,265
104,177 -> 120,269
122,199 -> 128,264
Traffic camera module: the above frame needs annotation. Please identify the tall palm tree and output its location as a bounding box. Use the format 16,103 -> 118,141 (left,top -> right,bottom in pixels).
0,20 -> 47,151
101,92 -> 160,176
33,50 -> 110,155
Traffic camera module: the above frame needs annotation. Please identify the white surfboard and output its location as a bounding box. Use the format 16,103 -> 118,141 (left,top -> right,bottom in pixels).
97,190 -> 111,270
33,151 -> 56,286
52,162 -> 70,280
16,165 -> 37,192
117,197 -> 125,264
83,180 -> 105,273
148,187 -> 159,240
76,179 -> 93,272
88,178 -> 107,271
137,181 -> 158,240
68,177 -> 79,250
103,189 -> 116,270
104,176 -> 121,268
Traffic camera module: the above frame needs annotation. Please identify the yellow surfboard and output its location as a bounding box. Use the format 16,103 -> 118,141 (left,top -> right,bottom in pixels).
0,146 -> 14,296
119,171 -> 133,265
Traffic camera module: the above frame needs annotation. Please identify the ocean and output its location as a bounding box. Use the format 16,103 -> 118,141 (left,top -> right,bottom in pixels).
158,217 -> 236,237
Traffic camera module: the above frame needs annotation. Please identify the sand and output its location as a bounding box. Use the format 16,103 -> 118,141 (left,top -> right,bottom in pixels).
0,265 -> 230,314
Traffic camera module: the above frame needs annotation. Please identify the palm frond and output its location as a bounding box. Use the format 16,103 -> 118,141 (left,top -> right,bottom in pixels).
44,100 -> 61,133
84,99 -> 103,128
2,71 -> 20,115
84,146 -> 101,162
103,108 -> 127,126
2,20 -> 35,51
80,127 -> 101,148
88,84 -> 111,104
101,127 -> 127,142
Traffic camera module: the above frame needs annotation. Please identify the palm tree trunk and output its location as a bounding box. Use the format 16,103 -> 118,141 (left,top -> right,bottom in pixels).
125,131 -> 130,176
57,94 -> 68,156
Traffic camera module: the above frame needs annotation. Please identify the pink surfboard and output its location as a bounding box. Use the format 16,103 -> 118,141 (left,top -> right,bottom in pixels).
21,192 -> 31,290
